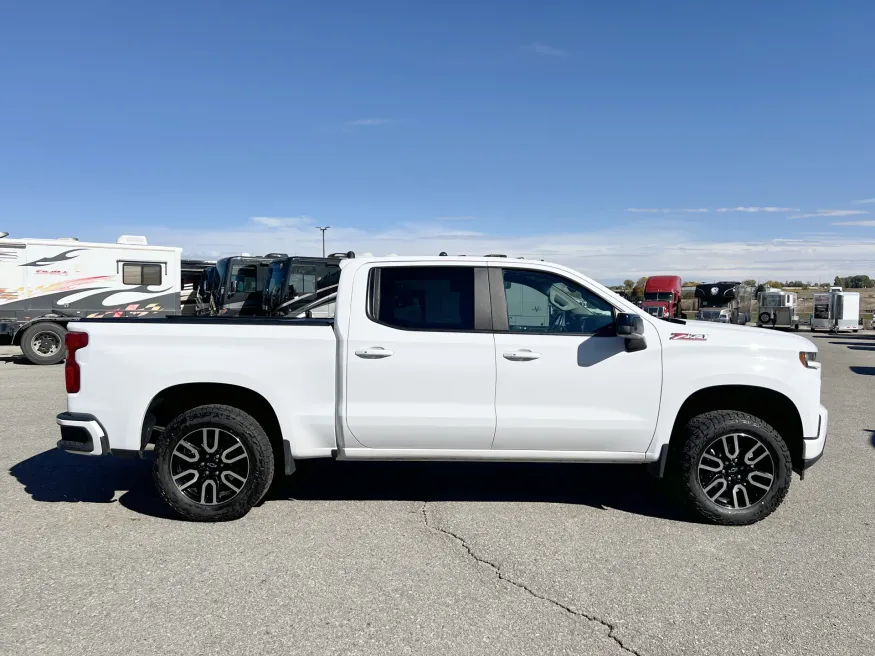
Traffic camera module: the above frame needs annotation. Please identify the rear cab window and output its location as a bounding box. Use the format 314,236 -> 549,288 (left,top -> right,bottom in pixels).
370,266 -> 476,331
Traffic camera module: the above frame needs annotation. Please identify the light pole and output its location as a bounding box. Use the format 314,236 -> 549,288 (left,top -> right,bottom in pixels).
316,226 -> 330,257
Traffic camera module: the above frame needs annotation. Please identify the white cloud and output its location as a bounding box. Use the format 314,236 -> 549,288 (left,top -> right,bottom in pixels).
345,118 -> 393,128
789,209 -> 867,219
524,42 -> 566,57
851,198 -> 875,205
831,220 -> 875,227
625,208 -> 709,213
715,207 -> 797,213
250,216 -> 313,228
132,219 -> 875,283
435,216 -> 476,221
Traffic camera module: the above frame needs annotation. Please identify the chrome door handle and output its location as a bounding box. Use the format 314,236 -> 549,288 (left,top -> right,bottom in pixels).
355,347 -> 394,359
503,350 -> 541,361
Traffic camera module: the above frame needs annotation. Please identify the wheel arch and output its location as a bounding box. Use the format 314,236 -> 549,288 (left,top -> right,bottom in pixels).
141,382 -> 286,474
669,385 -> 804,472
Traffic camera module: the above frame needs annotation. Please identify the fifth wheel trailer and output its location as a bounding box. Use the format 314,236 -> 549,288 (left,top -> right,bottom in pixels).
0,234 -> 181,364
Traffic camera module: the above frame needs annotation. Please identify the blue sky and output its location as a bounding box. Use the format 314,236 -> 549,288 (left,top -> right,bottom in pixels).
2,1 -> 875,282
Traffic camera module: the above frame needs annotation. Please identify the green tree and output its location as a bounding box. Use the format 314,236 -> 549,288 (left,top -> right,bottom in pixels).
632,276 -> 648,298
743,279 -> 756,287
623,279 -> 635,292
765,280 -> 784,289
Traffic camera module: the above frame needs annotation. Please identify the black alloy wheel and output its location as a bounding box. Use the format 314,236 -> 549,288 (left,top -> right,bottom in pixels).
697,433 -> 775,510
170,428 -> 250,506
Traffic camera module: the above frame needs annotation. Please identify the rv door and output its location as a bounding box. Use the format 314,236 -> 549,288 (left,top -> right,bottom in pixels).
0,243 -> 25,310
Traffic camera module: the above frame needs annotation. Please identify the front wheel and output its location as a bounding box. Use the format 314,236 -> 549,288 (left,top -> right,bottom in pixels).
674,410 -> 792,525
153,404 -> 275,521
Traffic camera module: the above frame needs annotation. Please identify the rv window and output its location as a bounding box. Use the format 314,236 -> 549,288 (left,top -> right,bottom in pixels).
122,263 -> 163,286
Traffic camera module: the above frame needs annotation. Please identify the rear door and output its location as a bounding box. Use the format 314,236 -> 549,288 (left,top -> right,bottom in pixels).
491,265 -> 662,453
344,264 -> 496,450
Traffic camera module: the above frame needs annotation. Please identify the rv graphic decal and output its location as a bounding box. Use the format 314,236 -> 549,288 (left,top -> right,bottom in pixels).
20,249 -> 84,267
0,251 -> 19,261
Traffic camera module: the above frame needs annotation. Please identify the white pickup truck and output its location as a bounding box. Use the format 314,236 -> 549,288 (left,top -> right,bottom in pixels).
56,256 -> 828,524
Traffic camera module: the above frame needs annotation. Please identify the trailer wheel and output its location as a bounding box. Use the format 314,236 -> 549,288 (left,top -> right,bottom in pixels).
19,323 -> 66,365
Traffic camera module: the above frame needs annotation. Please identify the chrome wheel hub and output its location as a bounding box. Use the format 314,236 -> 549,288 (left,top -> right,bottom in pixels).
697,433 -> 775,509
170,428 -> 250,505
31,331 -> 61,356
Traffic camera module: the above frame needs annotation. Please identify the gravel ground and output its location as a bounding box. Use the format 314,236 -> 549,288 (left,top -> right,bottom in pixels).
0,334 -> 873,656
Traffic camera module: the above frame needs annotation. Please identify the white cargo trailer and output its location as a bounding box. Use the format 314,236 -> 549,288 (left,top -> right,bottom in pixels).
810,287 -> 860,333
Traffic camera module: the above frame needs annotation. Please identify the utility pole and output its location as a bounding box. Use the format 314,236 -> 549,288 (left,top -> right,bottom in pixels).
316,226 -> 330,257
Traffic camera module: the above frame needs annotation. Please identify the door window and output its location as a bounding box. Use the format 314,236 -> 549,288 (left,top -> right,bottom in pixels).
501,269 -> 614,334
372,266 -> 475,331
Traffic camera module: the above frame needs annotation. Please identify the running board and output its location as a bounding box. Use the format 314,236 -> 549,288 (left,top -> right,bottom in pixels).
335,448 -> 648,463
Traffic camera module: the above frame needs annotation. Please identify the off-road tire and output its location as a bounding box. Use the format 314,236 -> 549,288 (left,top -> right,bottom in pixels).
20,322 -> 66,365
674,410 -> 792,525
153,404 -> 275,522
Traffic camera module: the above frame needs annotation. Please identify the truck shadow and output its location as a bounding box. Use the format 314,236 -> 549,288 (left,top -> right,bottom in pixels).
279,459 -> 692,522
9,450 -> 692,523
8,449 -> 178,520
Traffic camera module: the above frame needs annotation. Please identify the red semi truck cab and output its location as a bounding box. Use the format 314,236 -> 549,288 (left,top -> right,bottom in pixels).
641,275 -> 683,319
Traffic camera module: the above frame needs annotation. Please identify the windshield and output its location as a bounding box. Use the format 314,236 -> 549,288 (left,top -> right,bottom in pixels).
644,292 -> 673,301
229,264 -> 258,294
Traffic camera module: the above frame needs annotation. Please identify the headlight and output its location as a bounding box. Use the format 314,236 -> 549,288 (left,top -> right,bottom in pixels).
799,351 -> 819,369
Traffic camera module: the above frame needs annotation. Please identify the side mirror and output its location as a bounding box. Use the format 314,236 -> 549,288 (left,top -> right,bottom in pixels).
616,312 -> 647,352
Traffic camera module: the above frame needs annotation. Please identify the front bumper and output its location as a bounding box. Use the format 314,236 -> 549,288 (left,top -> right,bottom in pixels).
56,412 -> 109,456
801,405 -> 828,472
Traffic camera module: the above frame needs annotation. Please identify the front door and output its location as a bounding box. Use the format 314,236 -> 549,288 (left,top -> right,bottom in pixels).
491,266 -> 662,453
345,264 -> 496,450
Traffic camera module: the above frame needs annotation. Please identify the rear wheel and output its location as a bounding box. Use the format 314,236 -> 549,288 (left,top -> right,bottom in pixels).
674,410 -> 792,525
19,323 -> 66,365
153,404 -> 275,521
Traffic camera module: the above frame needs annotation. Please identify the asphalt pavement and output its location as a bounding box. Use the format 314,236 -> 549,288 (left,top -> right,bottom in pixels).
0,334 -> 873,656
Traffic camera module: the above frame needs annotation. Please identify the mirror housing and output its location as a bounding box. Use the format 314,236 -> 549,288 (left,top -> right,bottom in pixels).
615,312 -> 647,352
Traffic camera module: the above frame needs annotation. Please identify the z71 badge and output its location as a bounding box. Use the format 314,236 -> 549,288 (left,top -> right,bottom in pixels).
670,332 -> 708,341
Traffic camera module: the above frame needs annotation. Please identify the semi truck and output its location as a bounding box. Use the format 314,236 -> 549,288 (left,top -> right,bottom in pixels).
200,253 -> 287,317
641,275 -> 683,319
56,255 -> 827,525
695,282 -> 753,324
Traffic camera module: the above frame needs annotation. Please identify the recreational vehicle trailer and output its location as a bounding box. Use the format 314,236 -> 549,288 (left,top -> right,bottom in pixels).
694,281 -> 753,324
756,290 -> 800,330
0,235 -> 181,364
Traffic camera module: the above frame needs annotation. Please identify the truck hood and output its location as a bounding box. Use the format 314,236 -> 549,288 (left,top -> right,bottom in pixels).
653,318 -> 817,352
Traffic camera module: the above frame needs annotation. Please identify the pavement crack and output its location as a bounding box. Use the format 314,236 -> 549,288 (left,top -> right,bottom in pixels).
420,501 -> 643,656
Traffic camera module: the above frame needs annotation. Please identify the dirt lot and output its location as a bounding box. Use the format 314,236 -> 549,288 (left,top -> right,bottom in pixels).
1,336 -> 873,656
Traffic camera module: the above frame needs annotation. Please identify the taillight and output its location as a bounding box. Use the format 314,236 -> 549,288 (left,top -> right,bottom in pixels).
65,331 -> 88,393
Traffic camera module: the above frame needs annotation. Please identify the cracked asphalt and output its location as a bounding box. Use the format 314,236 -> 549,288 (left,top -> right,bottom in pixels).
1,334 -> 873,655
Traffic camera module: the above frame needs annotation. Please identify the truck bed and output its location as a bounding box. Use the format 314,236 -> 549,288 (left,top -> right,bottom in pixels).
67,318 -> 338,457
